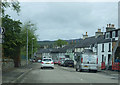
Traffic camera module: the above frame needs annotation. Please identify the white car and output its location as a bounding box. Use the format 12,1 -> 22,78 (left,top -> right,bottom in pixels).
41,58 -> 54,69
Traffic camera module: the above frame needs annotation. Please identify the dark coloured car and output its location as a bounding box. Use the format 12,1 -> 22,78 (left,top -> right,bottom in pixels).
63,60 -> 74,67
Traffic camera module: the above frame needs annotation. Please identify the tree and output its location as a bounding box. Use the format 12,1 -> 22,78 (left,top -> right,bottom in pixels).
1,0 -> 21,67
1,1 -> 38,67
1,0 -> 20,16
2,15 -> 22,67
20,21 -> 38,59
55,39 -> 68,47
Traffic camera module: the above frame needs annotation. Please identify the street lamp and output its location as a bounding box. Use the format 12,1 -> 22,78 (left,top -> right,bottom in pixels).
32,38 -> 35,59
26,27 -> 28,65
26,22 -> 34,65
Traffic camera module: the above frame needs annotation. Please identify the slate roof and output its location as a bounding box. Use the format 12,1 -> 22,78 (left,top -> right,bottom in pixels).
75,35 -> 104,48
50,48 -> 59,53
54,45 -> 75,53
36,49 -> 50,54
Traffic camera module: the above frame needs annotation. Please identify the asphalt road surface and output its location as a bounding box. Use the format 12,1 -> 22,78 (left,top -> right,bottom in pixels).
19,63 -> 118,83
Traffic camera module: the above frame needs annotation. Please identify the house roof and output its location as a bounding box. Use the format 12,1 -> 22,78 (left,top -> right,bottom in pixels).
75,35 -> 104,48
36,49 -> 50,54
50,48 -> 59,53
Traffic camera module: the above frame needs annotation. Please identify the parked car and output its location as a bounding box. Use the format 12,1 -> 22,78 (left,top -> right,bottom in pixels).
58,60 -> 61,65
63,60 -> 74,67
32,59 -> 36,62
38,59 -> 41,63
53,60 -> 58,64
41,58 -> 54,69
76,49 -> 98,72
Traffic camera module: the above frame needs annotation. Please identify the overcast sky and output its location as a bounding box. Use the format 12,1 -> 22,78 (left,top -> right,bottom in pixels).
6,2 -> 118,41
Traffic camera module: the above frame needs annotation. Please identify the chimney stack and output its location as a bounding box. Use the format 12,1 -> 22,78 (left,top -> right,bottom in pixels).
83,32 -> 88,39
95,29 -> 103,38
98,29 -> 101,32
106,23 -> 115,32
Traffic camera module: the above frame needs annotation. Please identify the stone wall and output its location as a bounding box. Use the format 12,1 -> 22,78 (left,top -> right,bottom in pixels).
2,58 -> 31,72
21,59 -> 27,66
21,59 -> 31,66
2,59 -> 14,72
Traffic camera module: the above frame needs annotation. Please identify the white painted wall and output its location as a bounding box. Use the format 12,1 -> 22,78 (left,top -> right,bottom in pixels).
75,48 -> 84,52
118,30 -> 120,36
97,42 -> 112,69
42,53 -> 51,58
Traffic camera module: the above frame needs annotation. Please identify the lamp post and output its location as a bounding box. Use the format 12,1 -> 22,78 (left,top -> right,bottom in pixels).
32,38 -> 35,59
26,27 -> 28,65
26,22 -> 34,65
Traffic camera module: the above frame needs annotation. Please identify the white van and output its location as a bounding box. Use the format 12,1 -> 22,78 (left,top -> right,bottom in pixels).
76,49 -> 98,72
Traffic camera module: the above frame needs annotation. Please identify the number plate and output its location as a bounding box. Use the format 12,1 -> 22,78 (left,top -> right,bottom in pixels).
84,66 -> 88,67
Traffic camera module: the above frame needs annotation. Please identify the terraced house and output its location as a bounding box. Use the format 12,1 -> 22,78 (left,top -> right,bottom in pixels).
97,24 -> 120,69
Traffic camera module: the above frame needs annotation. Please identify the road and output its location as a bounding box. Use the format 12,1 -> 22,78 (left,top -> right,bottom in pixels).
18,63 -> 118,83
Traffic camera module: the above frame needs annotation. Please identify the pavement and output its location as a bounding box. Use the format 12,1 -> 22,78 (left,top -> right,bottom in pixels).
2,62 -> 33,83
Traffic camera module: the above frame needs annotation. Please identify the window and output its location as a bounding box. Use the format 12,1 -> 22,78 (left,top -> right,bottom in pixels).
102,44 -> 104,52
102,55 -> 104,62
108,43 -> 111,52
108,54 -> 111,65
112,31 -> 115,38
115,30 -> 118,37
110,32 -> 112,38
106,33 -> 110,39
43,59 -> 52,61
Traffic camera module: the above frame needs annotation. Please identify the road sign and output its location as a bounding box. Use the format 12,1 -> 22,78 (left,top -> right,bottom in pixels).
0,27 -> 5,34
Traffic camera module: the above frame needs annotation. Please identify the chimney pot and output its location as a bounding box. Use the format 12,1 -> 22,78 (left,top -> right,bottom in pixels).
112,24 -> 114,28
109,24 -> 111,27
107,24 -> 108,27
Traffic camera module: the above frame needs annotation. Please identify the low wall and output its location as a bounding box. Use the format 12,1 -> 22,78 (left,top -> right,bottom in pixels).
2,58 -> 31,72
21,59 -> 31,66
2,59 -> 14,72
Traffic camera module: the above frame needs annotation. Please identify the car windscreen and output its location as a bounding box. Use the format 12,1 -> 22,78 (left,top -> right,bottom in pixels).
42,59 -> 52,61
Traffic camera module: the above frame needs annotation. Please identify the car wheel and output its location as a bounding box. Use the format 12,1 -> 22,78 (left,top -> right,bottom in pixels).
80,69 -> 82,72
76,68 -> 78,71
94,70 -> 97,73
41,67 -> 43,69
52,67 -> 54,69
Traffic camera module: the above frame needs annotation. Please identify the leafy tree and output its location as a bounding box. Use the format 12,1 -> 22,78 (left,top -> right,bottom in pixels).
20,21 -> 38,59
1,0 -> 20,16
2,15 -> 22,67
1,1 -> 38,67
55,39 -> 68,47
1,0 -> 21,67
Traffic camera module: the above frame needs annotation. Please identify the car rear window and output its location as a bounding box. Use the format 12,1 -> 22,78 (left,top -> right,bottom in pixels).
43,59 -> 52,61
65,60 -> 74,63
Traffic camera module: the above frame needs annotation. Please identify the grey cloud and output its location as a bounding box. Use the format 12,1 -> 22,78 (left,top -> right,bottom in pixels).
6,2 -> 118,41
